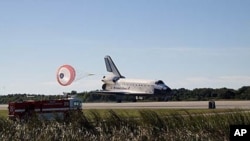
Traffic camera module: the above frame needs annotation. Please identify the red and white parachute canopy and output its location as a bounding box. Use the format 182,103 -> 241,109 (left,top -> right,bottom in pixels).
56,65 -> 76,86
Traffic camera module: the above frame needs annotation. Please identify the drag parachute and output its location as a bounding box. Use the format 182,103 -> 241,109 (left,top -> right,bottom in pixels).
56,64 -> 95,86
57,65 -> 76,86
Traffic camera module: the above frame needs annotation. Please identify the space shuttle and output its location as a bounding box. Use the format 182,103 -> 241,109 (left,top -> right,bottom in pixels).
95,55 -> 171,102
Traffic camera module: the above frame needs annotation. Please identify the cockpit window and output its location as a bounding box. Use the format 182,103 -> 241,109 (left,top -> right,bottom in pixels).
155,80 -> 165,85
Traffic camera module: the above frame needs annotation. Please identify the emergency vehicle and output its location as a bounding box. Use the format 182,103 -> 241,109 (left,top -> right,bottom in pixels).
8,97 -> 82,121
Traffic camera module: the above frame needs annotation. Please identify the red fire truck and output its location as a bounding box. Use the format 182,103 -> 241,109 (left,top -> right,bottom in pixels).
8,97 -> 82,121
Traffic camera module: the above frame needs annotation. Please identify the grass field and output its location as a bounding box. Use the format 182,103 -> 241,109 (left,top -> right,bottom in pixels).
0,110 -> 7,117
1,108 -> 247,118
1,109 -> 250,140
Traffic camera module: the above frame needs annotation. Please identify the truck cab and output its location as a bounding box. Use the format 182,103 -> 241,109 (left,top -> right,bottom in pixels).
68,97 -> 82,110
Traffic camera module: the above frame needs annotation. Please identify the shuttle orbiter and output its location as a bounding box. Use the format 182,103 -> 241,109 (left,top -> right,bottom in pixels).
93,55 -> 171,102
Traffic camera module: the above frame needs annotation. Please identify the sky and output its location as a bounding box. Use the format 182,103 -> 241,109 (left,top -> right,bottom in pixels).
0,0 -> 250,95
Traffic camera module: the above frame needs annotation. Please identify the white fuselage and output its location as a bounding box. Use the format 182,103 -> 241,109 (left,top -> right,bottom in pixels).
104,78 -> 166,95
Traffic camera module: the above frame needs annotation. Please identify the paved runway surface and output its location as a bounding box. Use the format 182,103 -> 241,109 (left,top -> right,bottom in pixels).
1,101 -> 250,110
82,101 -> 250,109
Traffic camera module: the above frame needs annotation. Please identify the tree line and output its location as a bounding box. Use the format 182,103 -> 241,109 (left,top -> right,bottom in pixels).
78,86 -> 250,102
0,86 -> 250,104
0,94 -> 61,104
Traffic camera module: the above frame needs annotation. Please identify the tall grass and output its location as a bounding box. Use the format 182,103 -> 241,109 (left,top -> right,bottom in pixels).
0,109 -> 250,141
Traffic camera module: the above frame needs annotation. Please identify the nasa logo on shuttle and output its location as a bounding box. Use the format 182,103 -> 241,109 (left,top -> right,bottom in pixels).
113,86 -> 129,90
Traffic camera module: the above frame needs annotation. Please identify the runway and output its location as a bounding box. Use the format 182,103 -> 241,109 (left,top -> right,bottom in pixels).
82,101 -> 250,109
1,101 -> 250,110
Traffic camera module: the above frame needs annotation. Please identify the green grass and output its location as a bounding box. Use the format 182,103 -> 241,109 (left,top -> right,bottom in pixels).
1,109 -> 250,140
0,110 -> 7,118
83,108 -> 250,119
1,108 -> 249,118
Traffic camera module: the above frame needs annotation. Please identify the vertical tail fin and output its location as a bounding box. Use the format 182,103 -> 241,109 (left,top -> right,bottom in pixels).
104,55 -> 125,78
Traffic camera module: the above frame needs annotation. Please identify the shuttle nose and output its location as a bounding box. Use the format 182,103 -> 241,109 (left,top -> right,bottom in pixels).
154,85 -> 171,95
